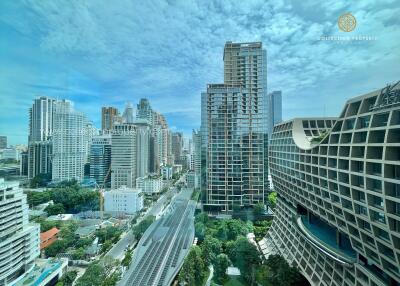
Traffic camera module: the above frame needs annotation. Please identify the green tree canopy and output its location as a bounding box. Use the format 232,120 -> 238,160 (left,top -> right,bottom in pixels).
179,246 -> 206,286
230,236 -> 261,284
201,235 -> 222,265
45,203 -> 66,216
263,254 -> 309,286
132,215 -> 155,240
214,254 -> 230,283
268,192 -> 277,208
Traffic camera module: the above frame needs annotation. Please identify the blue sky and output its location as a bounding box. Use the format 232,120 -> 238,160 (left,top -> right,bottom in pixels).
0,0 -> 399,145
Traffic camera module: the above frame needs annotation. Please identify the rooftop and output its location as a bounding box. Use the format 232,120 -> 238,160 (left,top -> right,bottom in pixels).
15,258 -> 68,286
40,227 -> 59,241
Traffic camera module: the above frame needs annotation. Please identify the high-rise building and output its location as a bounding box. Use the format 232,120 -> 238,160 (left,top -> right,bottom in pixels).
134,119 -> 150,178
84,121 -> 97,163
122,102 -> 134,124
0,178 -> 40,285
111,123 -> 137,189
111,119 -> 150,188
192,129 -> 201,187
52,100 -> 87,182
90,134 -> 112,187
261,82 -> 400,285
101,107 -> 118,131
27,96 -> 55,179
136,98 -> 153,125
0,136 -> 7,149
28,141 -> 52,178
268,90 -> 282,139
202,41 -> 268,212
171,132 -> 183,164
20,151 -> 28,176
29,97 -> 55,142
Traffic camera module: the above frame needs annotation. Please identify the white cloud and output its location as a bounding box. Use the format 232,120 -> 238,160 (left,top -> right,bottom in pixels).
0,0 -> 399,144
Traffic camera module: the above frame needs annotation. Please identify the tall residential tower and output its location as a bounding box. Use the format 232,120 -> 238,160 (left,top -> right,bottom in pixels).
268,90 -> 282,139
27,96 -> 55,179
0,179 -> 40,285
52,100 -> 87,182
101,107 -> 118,131
202,41 -> 268,212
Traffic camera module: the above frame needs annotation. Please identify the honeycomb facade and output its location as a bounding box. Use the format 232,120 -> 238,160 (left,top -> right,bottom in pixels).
260,82 -> 400,286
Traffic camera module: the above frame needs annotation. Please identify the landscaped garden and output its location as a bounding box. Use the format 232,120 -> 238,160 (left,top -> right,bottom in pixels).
178,212 -> 309,286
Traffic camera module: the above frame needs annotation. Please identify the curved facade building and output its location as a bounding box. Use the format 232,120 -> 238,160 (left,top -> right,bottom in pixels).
0,179 -> 40,285
260,82 -> 400,286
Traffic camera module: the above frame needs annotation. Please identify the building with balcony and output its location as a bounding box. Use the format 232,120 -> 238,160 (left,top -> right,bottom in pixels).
52,100 -> 87,182
202,41 -> 268,213
0,178 -> 40,285
260,82 -> 400,286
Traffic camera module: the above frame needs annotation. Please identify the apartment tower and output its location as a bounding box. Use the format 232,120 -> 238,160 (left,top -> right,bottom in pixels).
0,179 -> 40,285
27,96 -> 55,179
52,100 -> 87,182
101,107 -> 118,131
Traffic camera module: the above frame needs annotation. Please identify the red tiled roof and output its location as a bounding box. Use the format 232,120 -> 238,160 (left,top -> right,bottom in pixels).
40,227 -> 59,241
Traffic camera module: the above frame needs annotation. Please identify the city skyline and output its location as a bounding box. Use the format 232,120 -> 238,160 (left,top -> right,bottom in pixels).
1,0 -> 400,145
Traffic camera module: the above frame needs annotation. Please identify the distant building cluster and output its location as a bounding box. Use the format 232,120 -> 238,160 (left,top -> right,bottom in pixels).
20,95 -> 197,190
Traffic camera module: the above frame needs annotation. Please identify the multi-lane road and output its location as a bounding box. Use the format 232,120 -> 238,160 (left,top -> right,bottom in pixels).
118,188 -> 195,286
105,180 -> 180,260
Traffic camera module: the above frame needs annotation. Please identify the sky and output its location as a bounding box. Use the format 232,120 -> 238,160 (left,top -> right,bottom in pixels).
0,0 -> 399,145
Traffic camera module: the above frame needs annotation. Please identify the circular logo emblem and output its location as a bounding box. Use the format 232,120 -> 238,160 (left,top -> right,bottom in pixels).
338,13 -> 356,32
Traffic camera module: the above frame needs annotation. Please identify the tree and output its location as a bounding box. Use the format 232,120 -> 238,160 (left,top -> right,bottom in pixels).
216,223 -> 228,241
75,263 -> 104,286
35,218 -> 62,232
195,213 -> 209,224
132,215 -> 155,239
254,202 -> 265,219
30,173 -> 51,188
101,240 -> 112,253
72,248 -> 85,260
45,240 -> 68,257
26,190 -> 52,206
195,222 -> 205,241
264,254 -> 309,286
226,219 -> 249,241
231,237 -> 261,284
59,270 -> 78,286
268,192 -> 277,208
95,226 -> 122,244
214,254 -> 230,283
121,250 -> 132,267
201,235 -> 222,265
179,246 -> 206,286
45,203 -> 66,216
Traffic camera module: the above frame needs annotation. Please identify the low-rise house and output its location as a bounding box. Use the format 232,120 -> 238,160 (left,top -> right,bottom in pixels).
104,186 -> 143,215
40,227 -> 59,250
47,214 -> 73,221
75,225 -> 97,238
136,175 -> 163,194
